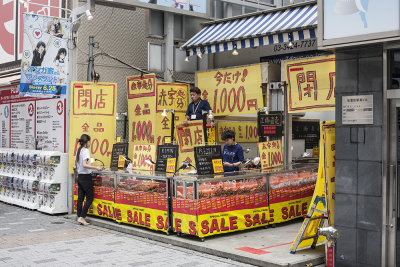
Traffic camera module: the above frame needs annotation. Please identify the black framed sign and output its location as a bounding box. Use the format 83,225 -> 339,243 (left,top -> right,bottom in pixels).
110,143 -> 129,169
194,145 -> 223,175
155,145 -> 179,172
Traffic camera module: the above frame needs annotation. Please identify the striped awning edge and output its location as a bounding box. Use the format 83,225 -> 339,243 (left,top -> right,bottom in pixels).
181,3 -> 318,57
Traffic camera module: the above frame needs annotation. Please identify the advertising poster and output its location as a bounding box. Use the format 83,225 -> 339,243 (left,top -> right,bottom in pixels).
196,64 -> 263,116
69,82 -> 117,173
176,122 -> 205,172
258,140 -> 284,169
324,0 -> 399,40
217,121 -> 258,143
20,13 -> 70,98
285,55 -> 336,113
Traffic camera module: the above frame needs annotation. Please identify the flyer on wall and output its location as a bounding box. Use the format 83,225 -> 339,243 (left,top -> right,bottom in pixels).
20,13 -> 70,98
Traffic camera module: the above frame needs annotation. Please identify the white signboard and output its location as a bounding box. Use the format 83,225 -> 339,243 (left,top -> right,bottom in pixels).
0,104 -> 10,148
11,101 -> 36,149
342,95 -> 373,125
36,99 -> 65,151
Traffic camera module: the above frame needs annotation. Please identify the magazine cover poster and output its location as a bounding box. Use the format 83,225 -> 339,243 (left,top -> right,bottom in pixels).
20,14 -> 70,98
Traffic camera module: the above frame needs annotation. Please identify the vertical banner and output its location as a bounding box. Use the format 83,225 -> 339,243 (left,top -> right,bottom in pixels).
196,64 -> 263,116
257,140 -> 284,169
290,121 -> 335,251
285,55 -> 335,113
176,122 -> 205,172
68,82 -> 117,172
127,74 -> 156,159
20,14 -> 70,98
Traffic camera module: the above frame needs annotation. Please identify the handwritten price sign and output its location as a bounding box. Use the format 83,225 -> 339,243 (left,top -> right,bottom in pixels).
217,121 -> 258,143
258,140 -> 284,169
132,144 -> 156,171
285,55 -> 335,113
196,64 -> 263,116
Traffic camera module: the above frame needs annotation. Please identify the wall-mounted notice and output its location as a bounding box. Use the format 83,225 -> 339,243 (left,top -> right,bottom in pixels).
342,95 -> 373,125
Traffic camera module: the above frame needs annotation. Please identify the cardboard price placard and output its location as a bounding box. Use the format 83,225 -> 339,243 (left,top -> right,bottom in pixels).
285,55 -> 335,113
258,140 -> 284,169
69,82 -> 117,173
110,143 -> 129,169
196,64 -> 263,116
132,144 -> 156,171
194,145 -> 223,175
155,145 -> 179,172
217,121 -> 258,143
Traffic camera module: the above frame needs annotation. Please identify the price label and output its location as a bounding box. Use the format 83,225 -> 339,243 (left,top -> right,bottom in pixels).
118,155 -> 125,168
212,158 -> 224,173
166,158 -> 176,173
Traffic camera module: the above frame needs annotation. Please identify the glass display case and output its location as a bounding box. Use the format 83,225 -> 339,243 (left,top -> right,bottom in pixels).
172,164 -> 317,240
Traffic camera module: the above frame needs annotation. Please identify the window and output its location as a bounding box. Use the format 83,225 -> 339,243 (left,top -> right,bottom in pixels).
149,10 -> 164,37
390,50 -> 400,89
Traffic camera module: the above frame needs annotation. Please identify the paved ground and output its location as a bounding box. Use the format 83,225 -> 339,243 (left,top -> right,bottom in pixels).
0,202 -> 253,267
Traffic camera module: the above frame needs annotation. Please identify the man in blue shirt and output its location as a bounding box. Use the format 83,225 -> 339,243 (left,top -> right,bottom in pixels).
184,87 -> 215,127
221,130 -> 244,172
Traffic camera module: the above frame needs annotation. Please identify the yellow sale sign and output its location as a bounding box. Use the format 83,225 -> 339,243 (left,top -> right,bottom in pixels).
156,83 -> 189,113
196,64 -> 263,116
217,121 -> 258,143
127,74 -> 156,99
322,122 -> 335,226
258,140 -> 284,169
285,55 -> 335,113
131,144 -> 156,171
69,82 -> 117,172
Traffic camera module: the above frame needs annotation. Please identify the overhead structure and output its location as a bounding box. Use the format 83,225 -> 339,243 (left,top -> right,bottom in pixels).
181,1 -> 317,57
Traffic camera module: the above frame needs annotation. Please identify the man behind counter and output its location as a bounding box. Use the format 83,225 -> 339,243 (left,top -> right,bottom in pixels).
183,87 -> 215,127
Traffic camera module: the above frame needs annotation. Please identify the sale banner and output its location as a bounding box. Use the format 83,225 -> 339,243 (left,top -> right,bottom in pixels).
69,82 -> 117,173
20,14 -> 70,98
285,55 -> 335,113
156,83 -> 189,112
258,140 -> 284,169
269,196 -> 312,225
196,64 -> 263,116
131,144 -> 156,171
176,122 -> 205,172
217,121 -> 258,143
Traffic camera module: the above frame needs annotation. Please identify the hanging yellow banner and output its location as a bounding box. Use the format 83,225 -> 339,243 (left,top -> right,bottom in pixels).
156,83 -> 189,113
217,121 -> 258,143
257,140 -> 284,169
323,122 -> 335,226
69,82 -> 117,173
127,74 -> 156,99
285,55 -> 335,113
196,64 -> 263,116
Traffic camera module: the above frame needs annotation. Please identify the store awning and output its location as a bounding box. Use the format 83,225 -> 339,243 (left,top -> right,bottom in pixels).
181,3 -> 317,57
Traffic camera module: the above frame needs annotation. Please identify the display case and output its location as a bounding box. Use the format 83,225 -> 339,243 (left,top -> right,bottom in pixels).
0,149 -> 68,214
172,164 -> 317,240
73,170 -> 171,233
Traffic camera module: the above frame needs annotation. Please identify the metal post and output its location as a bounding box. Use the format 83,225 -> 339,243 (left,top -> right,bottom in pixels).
283,82 -> 291,167
164,13 -> 174,82
170,110 -> 175,142
123,114 -> 128,141
87,36 -> 94,81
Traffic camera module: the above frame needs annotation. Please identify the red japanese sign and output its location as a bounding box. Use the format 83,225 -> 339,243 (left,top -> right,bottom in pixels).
156,83 -> 189,112
72,83 -> 116,116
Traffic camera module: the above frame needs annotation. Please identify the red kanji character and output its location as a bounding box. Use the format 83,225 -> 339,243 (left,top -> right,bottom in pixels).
147,79 -> 153,90
223,72 -> 232,84
262,143 -> 267,150
176,90 -> 186,108
81,123 -> 89,132
183,129 -> 192,146
214,71 -> 223,86
131,81 -> 137,91
158,89 -> 167,106
272,142 -> 276,148
247,99 -> 257,110
94,89 -> 107,109
135,104 -> 141,116
267,142 -> 271,149
202,90 -> 208,100
232,71 -> 241,84
142,80 -> 147,90
94,122 -> 104,132
168,88 -> 177,106
161,116 -> 170,130
262,152 -> 266,159
194,127 -> 203,145
137,81 -> 142,89
78,89 -> 92,109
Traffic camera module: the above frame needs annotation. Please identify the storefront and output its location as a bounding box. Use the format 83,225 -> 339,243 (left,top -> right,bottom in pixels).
318,0 -> 400,266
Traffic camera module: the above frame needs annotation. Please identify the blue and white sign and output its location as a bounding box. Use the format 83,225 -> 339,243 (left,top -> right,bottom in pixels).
324,0 -> 399,40
20,14 -> 70,98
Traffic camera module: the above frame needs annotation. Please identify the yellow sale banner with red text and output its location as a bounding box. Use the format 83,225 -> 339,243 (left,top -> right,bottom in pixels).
217,121 -> 258,143
196,64 -> 263,116
69,82 -> 117,172
285,55 -> 335,113
258,140 -> 284,169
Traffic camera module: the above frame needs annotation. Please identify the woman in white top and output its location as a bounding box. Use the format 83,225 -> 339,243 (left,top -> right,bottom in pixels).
75,134 -> 102,226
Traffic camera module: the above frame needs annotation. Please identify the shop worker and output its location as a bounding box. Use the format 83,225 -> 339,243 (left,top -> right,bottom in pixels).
221,130 -> 244,172
75,134 -> 103,226
183,87 -> 215,127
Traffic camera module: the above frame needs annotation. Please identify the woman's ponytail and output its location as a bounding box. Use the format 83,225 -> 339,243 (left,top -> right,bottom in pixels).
75,134 -> 91,162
